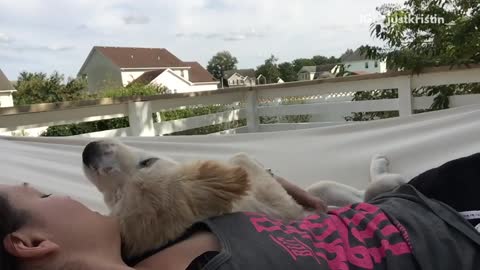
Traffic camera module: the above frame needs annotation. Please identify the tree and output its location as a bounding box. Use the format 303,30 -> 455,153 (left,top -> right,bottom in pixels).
13,71 -> 88,105
312,55 -> 339,65
350,0 -> 480,121
362,0 -> 480,72
256,55 -> 281,84
292,58 -> 316,73
207,51 -> 239,80
278,62 -> 297,82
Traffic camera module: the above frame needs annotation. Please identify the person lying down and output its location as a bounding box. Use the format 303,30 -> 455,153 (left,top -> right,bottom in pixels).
1,153 -> 480,270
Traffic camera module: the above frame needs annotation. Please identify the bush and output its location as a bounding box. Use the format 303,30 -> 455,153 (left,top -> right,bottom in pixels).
259,97 -> 312,124
42,84 -> 247,136
42,83 -> 167,136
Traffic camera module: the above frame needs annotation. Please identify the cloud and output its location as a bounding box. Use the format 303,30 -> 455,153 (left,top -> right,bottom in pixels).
176,29 -> 266,42
0,0 -> 407,78
75,24 -> 89,31
0,33 -> 12,43
3,44 -> 74,52
122,14 -> 151,25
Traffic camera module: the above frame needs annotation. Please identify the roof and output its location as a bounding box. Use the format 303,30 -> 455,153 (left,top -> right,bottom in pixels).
0,69 -> 15,91
128,69 -> 167,86
79,46 -> 217,84
340,48 -> 369,62
95,46 -> 186,68
183,62 -> 217,83
224,69 -> 256,79
298,64 -> 337,74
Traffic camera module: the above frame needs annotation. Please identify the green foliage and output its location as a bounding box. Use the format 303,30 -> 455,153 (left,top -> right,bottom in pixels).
279,98 -> 312,123
361,0 -> 480,72
13,71 -> 88,105
312,55 -> 339,66
40,79 -> 245,136
97,82 -> 167,98
256,55 -> 281,84
345,89 -> 400,121
349,0 -> 480,119
166,119 -> 247,135
291,56 -> 340,74
207,51 -> 239,80
292,58 -> 316,73
259,97 -> 312,124
278,62 -> 297,82
332,64 -> 356,77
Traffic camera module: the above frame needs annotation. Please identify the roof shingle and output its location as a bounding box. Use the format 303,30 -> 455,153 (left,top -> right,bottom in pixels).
96,46 -> 186,68
184,62 -> 217,83
0,69 -> 15,91
340,48 -> 369,62
128,69 -> 167,86
223,69 -> 256,79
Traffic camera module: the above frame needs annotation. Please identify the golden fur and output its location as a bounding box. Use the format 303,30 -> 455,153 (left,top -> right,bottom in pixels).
82,139 -> 305,258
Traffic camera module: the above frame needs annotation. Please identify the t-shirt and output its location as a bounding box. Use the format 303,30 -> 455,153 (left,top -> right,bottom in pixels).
198,185 -> 480,270
126,185 -> 480,270
198,201 -> 418,270
371,185 -> 480,270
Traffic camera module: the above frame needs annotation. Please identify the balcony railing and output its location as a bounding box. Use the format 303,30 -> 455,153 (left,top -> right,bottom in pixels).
1,64 -> 480,138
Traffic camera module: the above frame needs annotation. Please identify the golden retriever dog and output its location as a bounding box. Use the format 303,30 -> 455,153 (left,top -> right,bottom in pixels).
82,139 -> 406,259
82,139 -> 308,258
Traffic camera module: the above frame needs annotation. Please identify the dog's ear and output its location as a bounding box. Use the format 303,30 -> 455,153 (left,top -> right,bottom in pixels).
196,160 -> 250,199
182,160 -> 250,215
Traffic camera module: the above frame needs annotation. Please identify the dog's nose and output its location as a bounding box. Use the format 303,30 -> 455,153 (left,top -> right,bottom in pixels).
82,141 -> 103,167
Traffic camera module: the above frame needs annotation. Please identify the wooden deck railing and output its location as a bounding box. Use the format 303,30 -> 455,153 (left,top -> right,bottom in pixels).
1,64 -> 480,137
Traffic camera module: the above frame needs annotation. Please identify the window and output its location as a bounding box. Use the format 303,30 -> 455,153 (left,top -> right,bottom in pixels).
374,61 -> 378,68
181,70 -> 185,78
365,62 -> 369,69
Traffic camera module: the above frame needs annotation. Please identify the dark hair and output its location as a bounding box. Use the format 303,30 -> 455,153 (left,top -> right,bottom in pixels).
0,193 -> 29,270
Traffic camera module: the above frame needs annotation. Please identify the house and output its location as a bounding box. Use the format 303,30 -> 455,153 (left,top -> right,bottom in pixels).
77,46 -> 218,93
223,69 -> 257,87
0,69 -> 16,108
297,64 -> 337,81
339,48 -> 387,74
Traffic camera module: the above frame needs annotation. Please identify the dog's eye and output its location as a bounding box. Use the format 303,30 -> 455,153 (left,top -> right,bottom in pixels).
139,158 -> 159,168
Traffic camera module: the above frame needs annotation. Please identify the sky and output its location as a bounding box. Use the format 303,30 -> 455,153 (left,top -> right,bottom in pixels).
0,0 -> 404,80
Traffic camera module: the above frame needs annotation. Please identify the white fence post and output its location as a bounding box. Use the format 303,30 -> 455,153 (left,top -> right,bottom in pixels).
397,76 -> 413,117
128,101 -> 156,136
245,89 -> 259,132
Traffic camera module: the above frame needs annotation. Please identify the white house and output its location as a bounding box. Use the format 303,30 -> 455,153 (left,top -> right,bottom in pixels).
77,46 -> 218,93
340,48 -> 387,74
0,69 -> 16,108
297,64 -> 337,81
223,69 -> 257,87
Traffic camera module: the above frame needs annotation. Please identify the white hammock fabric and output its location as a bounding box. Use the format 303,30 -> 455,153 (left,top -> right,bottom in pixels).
1,104 -> 480,213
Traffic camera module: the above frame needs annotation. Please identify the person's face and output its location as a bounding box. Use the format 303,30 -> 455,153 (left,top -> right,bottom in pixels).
0,183 -> 120,255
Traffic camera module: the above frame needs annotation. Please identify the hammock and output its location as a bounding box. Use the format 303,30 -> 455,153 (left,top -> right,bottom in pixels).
1,104 -> 480,213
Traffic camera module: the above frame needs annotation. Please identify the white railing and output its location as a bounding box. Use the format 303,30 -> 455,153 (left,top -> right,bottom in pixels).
1,64 -> 480,137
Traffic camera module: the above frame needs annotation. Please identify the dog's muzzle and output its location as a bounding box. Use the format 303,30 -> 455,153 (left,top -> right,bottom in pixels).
82,141 -> 109,169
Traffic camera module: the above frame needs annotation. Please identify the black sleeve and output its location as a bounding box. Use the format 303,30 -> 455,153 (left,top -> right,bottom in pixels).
408,152 -> 480,213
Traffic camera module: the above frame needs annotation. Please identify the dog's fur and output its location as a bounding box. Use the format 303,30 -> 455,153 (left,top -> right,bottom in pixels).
307,154 -> 408,208
82,139 -> 407,258
82,139 -> 306,258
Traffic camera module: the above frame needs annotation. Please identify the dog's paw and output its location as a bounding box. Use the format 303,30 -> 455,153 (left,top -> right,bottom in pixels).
371,154 -> 389,166
370,153 -> 391,182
